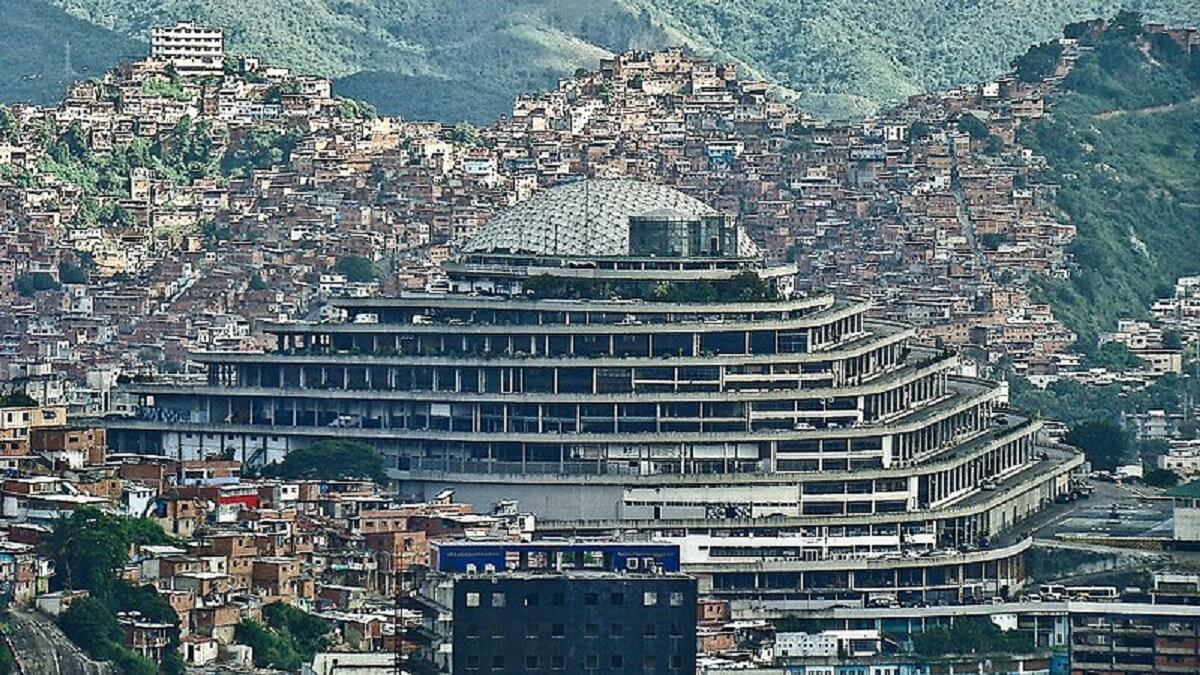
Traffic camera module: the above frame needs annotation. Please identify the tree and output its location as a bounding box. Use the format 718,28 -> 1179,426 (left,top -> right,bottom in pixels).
235,619 -> 304,671
261,440 -> 387,483
334,255 -> 380,283
0,392 -> 37,407
58,262 -> 87,285
907,121 -> 930,141
1144,468 -> 1179,488
1065,420 -> 1130,472
0,641 -> 14,675
980,233 -> 1008,250
1086,342 -> 1145,372
1109,10 -> 1143,39
220,127 -> 303,177
911,617 -> 1033,656
449,122 -> 478,146
958,113 -> 990,140
1012,41 -> 1064,83
0,105 -> 16,142
59,598 -> 123,657
44,508 -> 174,598
234,604 -> 329,670
263,602 -> 330,655
1163,330 -> 1183,350
14,272 -> 60,297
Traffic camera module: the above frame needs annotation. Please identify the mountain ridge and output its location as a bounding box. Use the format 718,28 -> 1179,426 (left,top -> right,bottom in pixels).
6,0 -> 1196,122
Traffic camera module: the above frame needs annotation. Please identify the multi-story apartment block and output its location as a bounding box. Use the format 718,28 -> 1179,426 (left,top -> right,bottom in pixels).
151,22 -> 224,77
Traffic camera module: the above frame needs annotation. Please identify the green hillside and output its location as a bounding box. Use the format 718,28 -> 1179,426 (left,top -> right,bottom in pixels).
1,0 -> 142,105
636,0 -> 1200,119
1022,15 -> 1200,347
42,0 -> 665,122
15,0 -> 1200,122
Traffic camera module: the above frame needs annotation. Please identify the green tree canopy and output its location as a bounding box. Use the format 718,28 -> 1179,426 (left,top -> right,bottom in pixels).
957,113 -> 990,139
1085,342 -> 1145,372
261,440 -> 387,483
1144,467 -> 1179,488
910,617 -> 1033,657
907,121 -> 930,140
58,261 -> 88,284
263,602 -> 330,654
1065,419 -> 1130,472
235,619 -> 304,671
0,105 -> 16,142
14,272 -> 60,297
1012,40 -> 1064,83
334,255 -> 380,282
44,507 -> 175,598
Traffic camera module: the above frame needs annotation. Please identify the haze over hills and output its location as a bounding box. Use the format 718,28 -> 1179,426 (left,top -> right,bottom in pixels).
1,0 -> 142,106
10,0 -> 1198,122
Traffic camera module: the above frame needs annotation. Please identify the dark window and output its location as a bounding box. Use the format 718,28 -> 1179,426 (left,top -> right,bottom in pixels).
584,592 -> 599,606
586,655 -> 599,670
465,624 -> 480,639
551,623 -> 565,638
526,623 -> 539,638
611,592 -> 625,606
525,593 -> 540,606
552,592 -> 565,606
644,655 -> 657,671
670,654 -> 683,670
670,623 -> 682,637
466,655 -> 479,670
552,655 -> 565,670
611,654 -> 624,669
644,623 -> 657,637
585,623 -> 599,638
491,655 -> 504,670
526,655 -> 539,670
610,623 -> 624,637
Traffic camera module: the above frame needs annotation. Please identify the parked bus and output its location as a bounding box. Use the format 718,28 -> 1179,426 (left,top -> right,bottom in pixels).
1066,586 -> 1119,601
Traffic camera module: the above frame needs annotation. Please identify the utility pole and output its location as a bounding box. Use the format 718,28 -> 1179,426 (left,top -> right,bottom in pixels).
392,541 -> 405,675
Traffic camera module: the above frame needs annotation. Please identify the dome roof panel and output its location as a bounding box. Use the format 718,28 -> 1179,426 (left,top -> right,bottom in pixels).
462,179 -> 724,257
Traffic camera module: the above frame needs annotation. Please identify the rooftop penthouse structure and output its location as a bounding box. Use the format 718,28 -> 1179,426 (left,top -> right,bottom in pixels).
109,179 -> 1082,602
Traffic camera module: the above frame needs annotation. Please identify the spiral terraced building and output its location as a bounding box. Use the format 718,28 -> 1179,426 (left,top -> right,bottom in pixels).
110,180 -> 1083,602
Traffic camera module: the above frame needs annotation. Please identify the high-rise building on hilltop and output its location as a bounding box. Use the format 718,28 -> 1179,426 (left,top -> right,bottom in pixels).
151,22 -> 224,78
110,179 -> 1083,603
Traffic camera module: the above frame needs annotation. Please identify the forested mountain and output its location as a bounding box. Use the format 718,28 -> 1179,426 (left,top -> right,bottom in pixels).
1022,16 -> 1200,346
8,0 -> 1198,122
1,0 -> 142,107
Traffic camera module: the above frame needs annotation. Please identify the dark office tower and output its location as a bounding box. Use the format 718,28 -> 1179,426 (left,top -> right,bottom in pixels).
409,541 -> 697,674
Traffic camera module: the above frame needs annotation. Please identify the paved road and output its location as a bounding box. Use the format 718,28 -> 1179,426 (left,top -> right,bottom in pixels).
4,608 -> 113,675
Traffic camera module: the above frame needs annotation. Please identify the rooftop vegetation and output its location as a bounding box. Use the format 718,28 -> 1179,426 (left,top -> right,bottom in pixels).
522,269 -> 779,303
